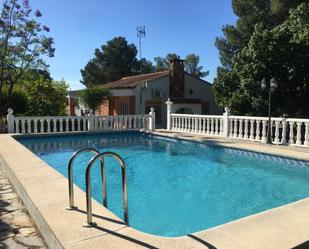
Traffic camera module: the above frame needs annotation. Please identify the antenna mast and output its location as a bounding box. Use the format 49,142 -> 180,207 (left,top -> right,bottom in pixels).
137,26 -> 146,74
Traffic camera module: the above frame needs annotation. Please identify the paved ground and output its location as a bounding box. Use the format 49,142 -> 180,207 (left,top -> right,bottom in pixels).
154,130 -> 309,160
0,164 -> 47,249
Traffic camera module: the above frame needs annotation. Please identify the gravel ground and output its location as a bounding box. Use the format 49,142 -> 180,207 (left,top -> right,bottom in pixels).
0,164 -> 47,249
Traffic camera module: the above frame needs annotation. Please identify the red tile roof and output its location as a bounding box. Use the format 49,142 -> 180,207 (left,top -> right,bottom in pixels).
99,71 -> 169,89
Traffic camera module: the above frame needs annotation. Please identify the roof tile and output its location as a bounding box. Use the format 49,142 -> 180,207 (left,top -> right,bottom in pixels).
99,71 -> 169,89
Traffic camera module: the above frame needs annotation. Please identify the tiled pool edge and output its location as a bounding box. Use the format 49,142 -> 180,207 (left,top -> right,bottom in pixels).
0,140 -> 64,249
152,130 -> 309,161
0,133 -> 309,249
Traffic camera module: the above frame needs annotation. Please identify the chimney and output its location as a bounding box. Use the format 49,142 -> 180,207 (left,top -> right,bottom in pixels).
169,59 -> 185,98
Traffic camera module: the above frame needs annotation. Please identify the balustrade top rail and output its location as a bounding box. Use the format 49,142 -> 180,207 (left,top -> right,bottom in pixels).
229,115 -> 309,123
170,113 -> 223,119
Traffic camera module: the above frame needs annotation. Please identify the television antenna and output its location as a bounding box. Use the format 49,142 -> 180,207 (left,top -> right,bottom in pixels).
137,26 -> 146,73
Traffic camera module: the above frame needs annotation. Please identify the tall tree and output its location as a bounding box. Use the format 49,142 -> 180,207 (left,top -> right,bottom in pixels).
184,54 -> 209,78
0,0 -> 55,114
154,53 -> 209,78
154,53 -> 180,71
213,0 -> 309,116
80,37 -> 138,87
132,58 -> 154,74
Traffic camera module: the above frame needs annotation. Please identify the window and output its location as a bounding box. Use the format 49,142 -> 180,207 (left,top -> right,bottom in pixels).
152,89 -> 161,99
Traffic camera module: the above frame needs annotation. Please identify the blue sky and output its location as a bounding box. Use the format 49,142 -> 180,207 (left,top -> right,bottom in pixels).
30,0 -> 237,89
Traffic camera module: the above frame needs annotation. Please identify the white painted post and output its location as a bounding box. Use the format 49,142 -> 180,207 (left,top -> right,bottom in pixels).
238,119 -> 243,138
289,121 -> 295,144
281,118 -> 287,144
249,119 -> 255,140
229,118 -> 233,137
244,119 -> 249,139
233,119 -> 238,138
274,121 -> 280,144
261,120 -> 267,143
88,109 -> 94,131
256,120 -> 261,141
296,122 -> 302,145
222,107 -> 231,137
7,108 -> 15,133
304,122 -> 309,146
149,107 -> 155,131
166,98 -> 173,131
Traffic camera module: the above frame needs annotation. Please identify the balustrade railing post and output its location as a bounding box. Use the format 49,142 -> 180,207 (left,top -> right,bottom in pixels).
281,118 -> 287,144
238,119 -> 243,138
166,98 -> 173,131
244,119 -> 249,139
7,108 -> 15,133
261,120 -> 267,143
255,120 -> 261,141
222,107 -> 230,137
148,107 -> 155,131
229,119 -> 233,137
296,122 -> 302,145
288,121 -> 295,144
274,121 -> 280,144
233,119 -> 238,138
304,122 -> 309,146
249,120 -> 255,140
87,109 -> 95,132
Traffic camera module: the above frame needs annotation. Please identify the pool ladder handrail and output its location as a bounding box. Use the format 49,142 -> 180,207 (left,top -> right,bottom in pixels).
66,148 -> 107,210
83,151 -> 128,227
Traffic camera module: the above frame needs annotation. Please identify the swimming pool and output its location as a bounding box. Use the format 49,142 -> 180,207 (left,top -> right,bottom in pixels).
17,131 -> 309,237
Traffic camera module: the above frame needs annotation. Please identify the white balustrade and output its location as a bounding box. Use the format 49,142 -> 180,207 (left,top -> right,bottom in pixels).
6,107 -> 309,147
170,114 -> 223,136
7,109 -> 155,135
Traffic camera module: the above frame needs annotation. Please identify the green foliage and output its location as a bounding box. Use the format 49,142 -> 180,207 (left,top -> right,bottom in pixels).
0,0 -> 55,114
154,53 -> 209,78
80,37 -> 138,86
213,1 -> 309,117
0,88 -> 28,115
154,53 -> 180,71
184,54 -> 209,78
20,70 -> 68,116
0,70 -> 68,116
132,58 -> 154,74
79,87 -> 111,112
81,37 -> 210,87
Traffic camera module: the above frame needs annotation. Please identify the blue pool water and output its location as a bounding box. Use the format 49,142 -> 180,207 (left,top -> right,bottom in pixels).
17,132 -> 309,237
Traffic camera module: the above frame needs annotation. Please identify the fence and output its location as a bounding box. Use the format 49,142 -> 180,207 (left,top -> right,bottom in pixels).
168,108 -> 309,147
170,114 -> 224,136
6,108 -> 155,134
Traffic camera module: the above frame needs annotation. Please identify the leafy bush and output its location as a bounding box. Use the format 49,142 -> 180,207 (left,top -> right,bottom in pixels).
79,87 -> 111,112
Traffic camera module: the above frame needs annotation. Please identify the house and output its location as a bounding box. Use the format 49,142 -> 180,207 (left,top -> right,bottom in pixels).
67,59 -> 221,127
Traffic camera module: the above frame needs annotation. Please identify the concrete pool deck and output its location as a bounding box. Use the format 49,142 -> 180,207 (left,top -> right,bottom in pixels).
0,132 -> 308,249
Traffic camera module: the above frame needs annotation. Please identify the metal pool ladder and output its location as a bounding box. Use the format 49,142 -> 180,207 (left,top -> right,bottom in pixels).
66,148 -> 129,227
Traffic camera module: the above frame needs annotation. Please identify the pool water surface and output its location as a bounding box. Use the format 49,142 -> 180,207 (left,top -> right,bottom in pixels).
17,132 -> 309,237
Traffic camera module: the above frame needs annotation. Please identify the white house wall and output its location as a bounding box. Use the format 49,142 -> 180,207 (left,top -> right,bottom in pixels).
134,77 -> 170,126
184,74 -> 222,114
